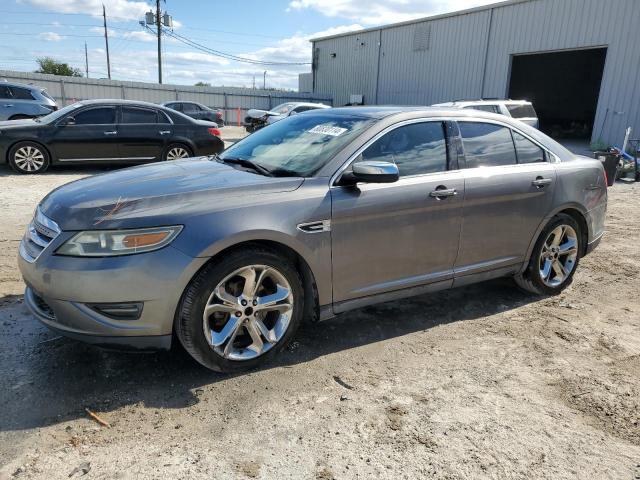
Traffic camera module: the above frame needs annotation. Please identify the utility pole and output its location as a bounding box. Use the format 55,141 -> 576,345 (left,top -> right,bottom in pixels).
84,42 -> 89,78
263,71 -> 267,89
252,74 -> 255,89
156,0 -> 162,84
102,4 -> 111,79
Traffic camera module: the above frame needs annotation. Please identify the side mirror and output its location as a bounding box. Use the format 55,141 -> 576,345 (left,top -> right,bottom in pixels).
340,160 -> 399,185
63,116 -> 76,126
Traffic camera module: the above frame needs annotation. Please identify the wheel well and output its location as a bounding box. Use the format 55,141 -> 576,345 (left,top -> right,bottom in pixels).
556,208 -> 589,256
6,140 -> 52,164
182,240 -> 320,324
165,142 -> 194,155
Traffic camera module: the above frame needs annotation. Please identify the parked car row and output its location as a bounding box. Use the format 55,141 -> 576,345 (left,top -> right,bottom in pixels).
18,105 -> 607,371
0,99 -> 224,174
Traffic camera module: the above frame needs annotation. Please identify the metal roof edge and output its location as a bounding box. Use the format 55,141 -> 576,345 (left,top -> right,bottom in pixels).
309,0 -> 535,42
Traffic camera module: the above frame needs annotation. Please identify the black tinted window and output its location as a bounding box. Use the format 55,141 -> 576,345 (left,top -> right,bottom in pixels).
513,131 -> 545,164
0,86 -> 10,99
459,122 -> 517,168
183,103 -> 199,112
158,111 -> 171,124
362,122 -> 447,177
121,107 -> 158,124
10,87 -> 34,100
506,104 -> 537,118
72,107 -> 116,125
464,105 -> 499,114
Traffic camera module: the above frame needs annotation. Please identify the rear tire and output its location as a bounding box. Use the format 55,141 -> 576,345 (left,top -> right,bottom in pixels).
8,141 -> 50,174
514,214 -> 582,295
163,144 -> 192,161
176,246 -> 304,372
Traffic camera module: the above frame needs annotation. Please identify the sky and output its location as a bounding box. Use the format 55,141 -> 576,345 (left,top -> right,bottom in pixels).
0,0 -> 500,90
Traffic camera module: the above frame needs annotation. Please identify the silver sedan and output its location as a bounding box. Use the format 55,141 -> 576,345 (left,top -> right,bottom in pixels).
18,106 -> 607,372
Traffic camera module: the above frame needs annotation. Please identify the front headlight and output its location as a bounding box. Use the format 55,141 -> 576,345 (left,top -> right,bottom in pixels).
56,226 -> 183,257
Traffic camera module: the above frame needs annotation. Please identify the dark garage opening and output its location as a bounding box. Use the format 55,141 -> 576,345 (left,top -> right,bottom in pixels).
508,48 -> 607,140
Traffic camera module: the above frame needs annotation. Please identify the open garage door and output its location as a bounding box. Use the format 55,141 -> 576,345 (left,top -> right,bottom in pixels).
508,48 -> 607,140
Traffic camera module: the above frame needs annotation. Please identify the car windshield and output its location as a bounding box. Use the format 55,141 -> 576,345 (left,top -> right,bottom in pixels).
219,113 -> 373,177
270,103 -> 295,114
34,102 -> 83,123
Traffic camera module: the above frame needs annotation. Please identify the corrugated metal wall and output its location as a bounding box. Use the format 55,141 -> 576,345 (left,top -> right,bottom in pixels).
0,70 -> 333,125
312,0 -> 640,146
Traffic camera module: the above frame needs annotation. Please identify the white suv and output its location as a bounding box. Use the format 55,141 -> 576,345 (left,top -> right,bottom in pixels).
432,99 -> 539,129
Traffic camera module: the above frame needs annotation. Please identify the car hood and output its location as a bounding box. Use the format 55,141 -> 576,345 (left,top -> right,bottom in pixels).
39,157 -> 304,230
0,119 -> 39,129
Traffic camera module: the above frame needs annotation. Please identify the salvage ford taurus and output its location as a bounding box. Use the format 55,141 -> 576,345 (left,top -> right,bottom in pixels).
18,107 -> 607,372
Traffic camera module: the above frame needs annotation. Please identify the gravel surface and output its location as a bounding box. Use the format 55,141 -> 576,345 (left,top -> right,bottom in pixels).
0,163 -> 638,479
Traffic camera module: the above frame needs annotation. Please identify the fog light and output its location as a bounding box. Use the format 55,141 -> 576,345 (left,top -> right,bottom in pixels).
89,302 -> 143,320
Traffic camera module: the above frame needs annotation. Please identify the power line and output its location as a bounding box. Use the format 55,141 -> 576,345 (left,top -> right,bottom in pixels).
0,32 -> 103,38
150,27 -> 310,66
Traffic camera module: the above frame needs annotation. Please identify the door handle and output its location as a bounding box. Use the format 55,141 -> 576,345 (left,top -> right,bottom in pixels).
4,104 -> 13,107
429,187 -> 457,199
159,130 -> 171,135
103,131 -> 117,135
532,177 -> 552,188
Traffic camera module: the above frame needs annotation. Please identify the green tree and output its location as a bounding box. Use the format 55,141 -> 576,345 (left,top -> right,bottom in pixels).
194,81 -> 211,87
35,57 -> 83,77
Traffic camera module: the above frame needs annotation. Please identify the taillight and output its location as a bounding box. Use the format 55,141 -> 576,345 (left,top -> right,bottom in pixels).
208,127 -> 221,137
216,112 -> 222,118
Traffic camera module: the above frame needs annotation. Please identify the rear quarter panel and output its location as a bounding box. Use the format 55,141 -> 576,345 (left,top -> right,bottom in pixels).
552,158 -> 607,244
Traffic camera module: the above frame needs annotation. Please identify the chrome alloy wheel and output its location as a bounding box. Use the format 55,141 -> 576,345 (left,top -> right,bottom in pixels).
14,146 -> 45,172
203,265 -> 294,361
166,146 -> 190,160
539,224 -> 578,287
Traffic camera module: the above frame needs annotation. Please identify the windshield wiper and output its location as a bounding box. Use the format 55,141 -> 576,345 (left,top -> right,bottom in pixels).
216,156 -> 273,177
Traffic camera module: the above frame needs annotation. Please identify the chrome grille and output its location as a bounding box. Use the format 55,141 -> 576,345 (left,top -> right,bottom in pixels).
19,207 -> 61,263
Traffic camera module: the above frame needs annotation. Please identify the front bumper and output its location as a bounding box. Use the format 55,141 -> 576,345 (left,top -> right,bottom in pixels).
19,240 -> 208,350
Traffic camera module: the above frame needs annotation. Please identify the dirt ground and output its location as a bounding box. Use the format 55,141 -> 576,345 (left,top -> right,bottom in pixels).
0,163 -> 638,479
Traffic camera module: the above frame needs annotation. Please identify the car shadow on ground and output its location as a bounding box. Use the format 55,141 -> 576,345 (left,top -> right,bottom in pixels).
0,277 -> 539,433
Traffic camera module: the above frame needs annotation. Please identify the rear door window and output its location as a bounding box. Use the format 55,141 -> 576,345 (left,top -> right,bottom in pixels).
9,87 -> 34,100
512,131 -> 546,163
72,107 -> 116,125
121,107 -> 159,124
361,122 -> 448,177
0,86 -> 10,99
506,103 -> 537,118
183,103 -> 199,113
464,105 -> 499,114
459,122 -> 517,168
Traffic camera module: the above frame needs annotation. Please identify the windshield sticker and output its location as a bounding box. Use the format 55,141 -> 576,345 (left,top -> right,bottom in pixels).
308,125 -> 348,137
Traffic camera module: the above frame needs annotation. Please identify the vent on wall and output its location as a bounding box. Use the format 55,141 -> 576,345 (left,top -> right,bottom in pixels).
412,24 -> 431,51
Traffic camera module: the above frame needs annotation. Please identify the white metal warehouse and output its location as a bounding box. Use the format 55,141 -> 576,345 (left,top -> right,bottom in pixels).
308,0 -> 640,147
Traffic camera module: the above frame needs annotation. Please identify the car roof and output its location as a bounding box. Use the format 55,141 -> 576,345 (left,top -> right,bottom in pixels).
305,105 -> 541,127
433,99 -> 532,107
278,102 -> 330,108
0,80 -> 42,91
76,99 -> 169,109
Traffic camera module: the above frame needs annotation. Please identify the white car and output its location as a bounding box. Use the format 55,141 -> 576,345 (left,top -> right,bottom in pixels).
432,99 -> 539,129
245,102 -> 330,132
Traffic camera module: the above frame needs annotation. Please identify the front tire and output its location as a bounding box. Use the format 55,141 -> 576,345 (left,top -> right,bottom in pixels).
514,214 -> 582,295
8,141 -> 50,174
176,247 -> 304,372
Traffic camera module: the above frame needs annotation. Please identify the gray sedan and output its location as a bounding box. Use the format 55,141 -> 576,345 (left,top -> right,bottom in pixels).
18,107 -> 607,372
